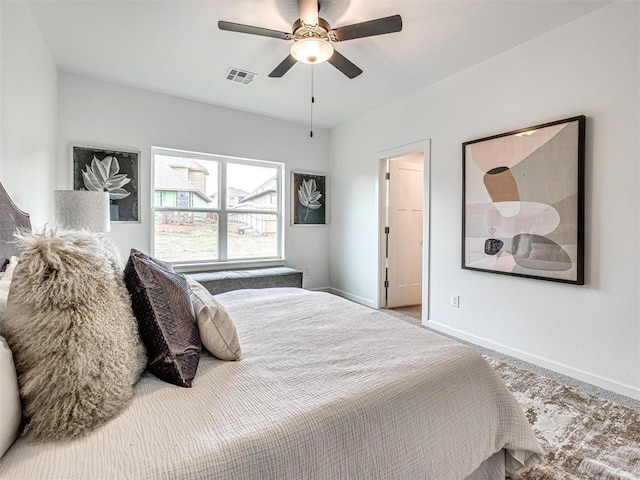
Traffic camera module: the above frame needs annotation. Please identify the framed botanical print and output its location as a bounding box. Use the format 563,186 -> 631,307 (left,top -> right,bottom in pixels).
292,171 -> 326,226
72,145 -> 140,223
462,115 -> 585,284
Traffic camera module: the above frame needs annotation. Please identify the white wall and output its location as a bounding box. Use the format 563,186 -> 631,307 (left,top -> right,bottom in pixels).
1,2 -> 58,227
1,3 -> 3,178
58,74 -> 330,289
329,2 -> 639,399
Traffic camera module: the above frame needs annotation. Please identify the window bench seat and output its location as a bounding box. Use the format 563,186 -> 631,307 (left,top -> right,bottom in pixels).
186,267 -> 303,295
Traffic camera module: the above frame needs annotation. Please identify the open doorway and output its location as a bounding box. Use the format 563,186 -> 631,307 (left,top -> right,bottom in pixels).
378,140 -> 430,324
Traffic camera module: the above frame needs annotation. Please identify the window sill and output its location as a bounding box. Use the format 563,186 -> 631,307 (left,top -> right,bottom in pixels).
173,258 -> 286,274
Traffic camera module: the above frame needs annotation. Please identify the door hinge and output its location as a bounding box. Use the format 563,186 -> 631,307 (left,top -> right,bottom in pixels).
384,226 -> 390,234
384,280 -> 389,288
385,172 -> 390,180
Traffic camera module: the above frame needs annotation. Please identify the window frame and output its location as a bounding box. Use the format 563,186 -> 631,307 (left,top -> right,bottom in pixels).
151,147 -> 285,270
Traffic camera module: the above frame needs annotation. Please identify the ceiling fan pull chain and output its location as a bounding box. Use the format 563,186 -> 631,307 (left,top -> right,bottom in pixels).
310,64 -> 315,138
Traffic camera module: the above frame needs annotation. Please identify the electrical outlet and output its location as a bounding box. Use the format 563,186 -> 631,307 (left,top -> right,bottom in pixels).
305,267 -> 312,276
450,294 -> 460,308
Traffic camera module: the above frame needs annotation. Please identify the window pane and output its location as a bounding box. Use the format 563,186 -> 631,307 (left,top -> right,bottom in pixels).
154,211 -> 218,262
227,163 -> 278,211
227,212 -> 278,259
154,155 -> 219,208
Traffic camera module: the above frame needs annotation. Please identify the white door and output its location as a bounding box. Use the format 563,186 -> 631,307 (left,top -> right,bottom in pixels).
386,156 -> 423,307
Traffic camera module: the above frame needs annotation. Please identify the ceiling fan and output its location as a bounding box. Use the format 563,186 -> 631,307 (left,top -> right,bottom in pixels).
218,0 -> 402,79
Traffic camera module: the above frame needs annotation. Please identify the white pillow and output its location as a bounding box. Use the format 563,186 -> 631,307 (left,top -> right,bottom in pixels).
0,336 -> 21,459
0,257 -> 18,336
187,279 -> 241,361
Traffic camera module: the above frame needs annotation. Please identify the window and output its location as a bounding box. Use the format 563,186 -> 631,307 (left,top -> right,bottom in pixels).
177,191 -> 190,208
152,147 -> 283,265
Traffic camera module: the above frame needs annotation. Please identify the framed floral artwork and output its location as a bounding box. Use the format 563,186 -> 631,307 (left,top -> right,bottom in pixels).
72,145 -> 140,223
292,171 -> 326,225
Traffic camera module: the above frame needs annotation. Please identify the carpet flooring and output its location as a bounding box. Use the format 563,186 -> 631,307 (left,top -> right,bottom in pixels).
488,356 -> 640,480
384,306 -> 640,480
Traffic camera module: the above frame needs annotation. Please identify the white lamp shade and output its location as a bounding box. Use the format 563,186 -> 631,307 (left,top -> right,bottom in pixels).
54,190 -> 111,233
290,37 -> 334,64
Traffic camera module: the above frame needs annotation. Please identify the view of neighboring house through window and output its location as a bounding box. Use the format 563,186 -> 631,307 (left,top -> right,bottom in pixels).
152,147 -> 283,264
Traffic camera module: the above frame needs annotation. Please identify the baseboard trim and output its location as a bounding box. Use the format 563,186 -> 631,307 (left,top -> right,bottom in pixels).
307,286 -> 330,293
426,320 -> 640,401
327,287 -> 376,308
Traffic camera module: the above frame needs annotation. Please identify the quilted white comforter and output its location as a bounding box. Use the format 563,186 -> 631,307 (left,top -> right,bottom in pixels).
0,288 -> 543,479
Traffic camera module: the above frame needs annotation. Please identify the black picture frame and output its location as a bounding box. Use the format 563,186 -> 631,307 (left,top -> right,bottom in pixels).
462,115 -> 585,284
72,145 -> 140,223
292,172 -> 327,226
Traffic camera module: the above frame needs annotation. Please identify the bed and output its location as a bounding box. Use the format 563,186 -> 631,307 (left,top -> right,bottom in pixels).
0,182 -> 543,479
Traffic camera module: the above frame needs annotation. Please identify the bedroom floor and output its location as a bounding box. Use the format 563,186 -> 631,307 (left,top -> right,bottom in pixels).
386,304 -> 422,321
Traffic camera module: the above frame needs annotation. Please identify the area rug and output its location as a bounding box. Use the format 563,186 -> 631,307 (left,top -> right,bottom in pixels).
486,357 -> 640,480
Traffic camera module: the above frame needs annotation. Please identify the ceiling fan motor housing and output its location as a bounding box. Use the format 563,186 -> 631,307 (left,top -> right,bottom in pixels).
291,18 -> 331,40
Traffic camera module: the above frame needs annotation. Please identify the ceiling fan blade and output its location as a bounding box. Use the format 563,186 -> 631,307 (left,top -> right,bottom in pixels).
218,21 -> 291,40
269,54 -> 298,78
297,0 -> 319,26
327,49 -> 363,79
331,14 -> 402,42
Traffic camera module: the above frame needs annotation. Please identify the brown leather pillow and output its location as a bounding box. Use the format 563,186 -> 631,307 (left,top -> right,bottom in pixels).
124,249 -> 201,387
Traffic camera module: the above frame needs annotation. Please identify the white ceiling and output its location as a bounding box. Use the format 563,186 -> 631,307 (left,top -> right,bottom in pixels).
28,0 -> 609,129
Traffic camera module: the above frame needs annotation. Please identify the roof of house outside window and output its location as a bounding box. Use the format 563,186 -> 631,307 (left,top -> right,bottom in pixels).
155,157 -> 211,203
237,176 -> 277,204
158,156 -> 209,174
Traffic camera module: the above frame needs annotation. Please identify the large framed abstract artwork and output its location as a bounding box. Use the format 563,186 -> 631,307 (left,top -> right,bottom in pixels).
462,115 -> 585,284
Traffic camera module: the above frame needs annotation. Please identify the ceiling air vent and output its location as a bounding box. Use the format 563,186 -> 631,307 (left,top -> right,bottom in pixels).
225,68 -> 257,85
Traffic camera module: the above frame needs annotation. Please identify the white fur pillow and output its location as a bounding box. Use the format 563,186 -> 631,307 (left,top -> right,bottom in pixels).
4,229 -> 147,440
0,336 -> 21,459
187,279 -> 241,361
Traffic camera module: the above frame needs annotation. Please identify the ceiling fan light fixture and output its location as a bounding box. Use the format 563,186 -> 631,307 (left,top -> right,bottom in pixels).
290,37 -> 334,64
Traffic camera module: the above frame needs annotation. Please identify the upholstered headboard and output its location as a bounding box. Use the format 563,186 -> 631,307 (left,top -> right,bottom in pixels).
0,182 -> 31,268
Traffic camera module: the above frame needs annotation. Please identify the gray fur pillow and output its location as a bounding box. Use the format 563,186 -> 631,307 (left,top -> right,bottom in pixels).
3,229 -> 146,440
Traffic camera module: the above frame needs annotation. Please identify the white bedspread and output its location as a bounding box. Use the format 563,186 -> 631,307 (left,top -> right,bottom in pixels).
0,288 -> 543,479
